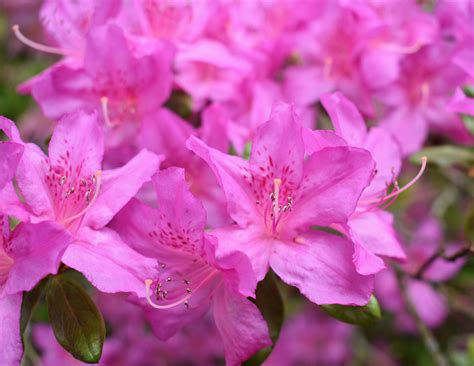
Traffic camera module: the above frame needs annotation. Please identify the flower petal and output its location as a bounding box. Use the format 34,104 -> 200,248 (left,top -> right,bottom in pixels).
213,286 -> 271,366
187,136 -> 258,227
83,149 -> 160,229
62,227 -> 157,297
5,221 -> 71,295
0,293 -> 23,366
321,92 -> 368,146
48,110 -> 104,177
270,231 -> 374,305
288,146 -> 375,230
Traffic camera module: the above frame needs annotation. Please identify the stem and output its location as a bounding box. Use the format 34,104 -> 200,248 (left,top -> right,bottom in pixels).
395,268 -> 450,366
413,244 -> 473,279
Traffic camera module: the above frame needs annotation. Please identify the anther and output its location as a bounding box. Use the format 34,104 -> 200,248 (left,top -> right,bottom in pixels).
62,171 -> 102,223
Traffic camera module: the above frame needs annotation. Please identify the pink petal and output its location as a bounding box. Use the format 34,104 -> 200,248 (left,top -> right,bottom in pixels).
5,221 -> 71,295
448,87 -> 474,116
211,225 -> 272,282
0,293 -> 23,366
407,280 -> 448,329
0,142 -> 24,190
321,92 -> 368,146
62,227 -> 156,297
249,103 -> 305,196
352,240 -> 386,276
213,286 -> 271,366
270,231 -> 374,305
187,136 -> 258,227
287,146 -> 375,230
0,183 -> 30,221
83,149 -> 160,229
349,211 -> 406,260
302,129 -> 347,155
361,127 -> 402,199
48,110 -> 104,177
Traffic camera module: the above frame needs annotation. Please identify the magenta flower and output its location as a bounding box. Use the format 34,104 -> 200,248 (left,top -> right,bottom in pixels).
264,306 -> 353,366
0,111 -> 159,297
111,167 -> 271,365
0,215 -> 72,366
320,92 -> 413,275
187,102 -> 376,305
19,23 -> 174,164
138,104 -> 232,227
376,218 -> 465,331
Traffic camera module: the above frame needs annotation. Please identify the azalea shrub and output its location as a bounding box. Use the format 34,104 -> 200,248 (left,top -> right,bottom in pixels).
0,1 -> 473,366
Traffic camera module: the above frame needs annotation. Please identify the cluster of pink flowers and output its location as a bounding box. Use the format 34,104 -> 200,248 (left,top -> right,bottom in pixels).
0,0 -> 472,365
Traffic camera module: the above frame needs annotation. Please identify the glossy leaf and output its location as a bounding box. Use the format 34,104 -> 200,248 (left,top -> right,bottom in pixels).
243,271 -> 284,365
320,295 -> 381,327
20,277 -> 49,334
411,145 -> 474,168
46,274 -> 105,364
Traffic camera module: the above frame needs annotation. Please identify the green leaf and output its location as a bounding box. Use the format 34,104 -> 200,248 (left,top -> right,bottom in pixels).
243,142 -> 252,160
20,277 -> 49,334
46,274 -> 105,364
462,114 -> 474,136
320,295 -> 381,327
243,271 -> 284,365
410,145 -> 474,168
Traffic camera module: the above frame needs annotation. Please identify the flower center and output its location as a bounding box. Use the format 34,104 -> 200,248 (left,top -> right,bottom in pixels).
258,178 -> 293,236
47,167 -> 102,227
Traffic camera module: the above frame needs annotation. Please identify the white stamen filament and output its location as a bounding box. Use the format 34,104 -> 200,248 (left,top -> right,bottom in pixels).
100,97 -> 115,127
360,157 -> 427,206
144,271 -> 216,310
12,25 -> 78,57
62,171 -> 102,223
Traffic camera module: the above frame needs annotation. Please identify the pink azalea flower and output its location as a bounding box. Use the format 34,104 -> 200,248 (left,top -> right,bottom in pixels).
320,92 -> 413,275
377,41 -> 472,155
138,104 -> 232,227
264,306 -> 353,366
0,215 -> 72,366
0,111 -> 159,297
18,23 -> 174,165
376,218 -> 464,331
187,102 -> 376,305
111,167 -> 271,365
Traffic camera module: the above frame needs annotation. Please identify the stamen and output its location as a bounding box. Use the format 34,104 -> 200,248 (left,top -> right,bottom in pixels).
272,178 -> 282,232
144,271 -> 216,310
11,25 -> 78,57
360,157 -> 427,206
100,97 -> 115,127
324,57 -> 333,78
63,171 -> 102,223
421,83 -> 430,106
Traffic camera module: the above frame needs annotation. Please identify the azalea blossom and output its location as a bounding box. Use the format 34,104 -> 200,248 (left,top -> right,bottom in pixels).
111,167 -> 270,365
0,215 -> 72,366
187,102 -> 377,305
0,111 -> 159,297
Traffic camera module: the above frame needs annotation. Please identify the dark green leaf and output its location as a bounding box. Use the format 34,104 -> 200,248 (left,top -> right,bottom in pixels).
20,277 -> 49,334
243,271 -> 284,365
311,225 -> 344,237
46,274 -> 105,364
462,114 -> 474,136
410,145 -> 474,168
320,295 -> 381,327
